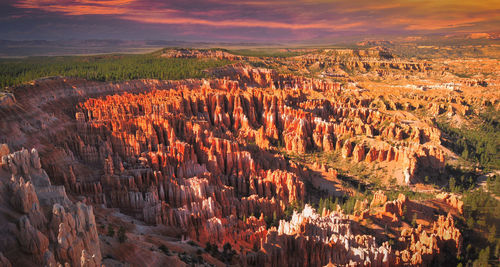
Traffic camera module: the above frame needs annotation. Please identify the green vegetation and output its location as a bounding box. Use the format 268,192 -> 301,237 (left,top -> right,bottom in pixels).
444,165 -> 477,193
205,242 -> 236,264
159,241 -> 205,264
459,189 -> 500,266
205,242 -> 217,254
385,187 -> 434,201
0,53 -> 232,88
317,195 -> 360,215
106,224 -> 115,237
283,200 -> 305,220
117,226 -> 127,243
279,134 -> 496,265
318,197 -> 339,214
264,211 -> 279,228
158,244 -> 172,256
436,111 -> 500,169
486,175 -> 500,197
178,251 -> 205,265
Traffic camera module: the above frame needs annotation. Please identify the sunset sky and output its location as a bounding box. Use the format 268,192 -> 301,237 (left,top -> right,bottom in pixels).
1,0 -> 499,41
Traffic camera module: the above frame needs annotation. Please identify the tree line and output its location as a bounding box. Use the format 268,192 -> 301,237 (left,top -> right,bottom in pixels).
0,54 -> 232,88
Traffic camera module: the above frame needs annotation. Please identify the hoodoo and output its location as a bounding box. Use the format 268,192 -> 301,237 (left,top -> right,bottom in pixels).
0,42 -> 498,266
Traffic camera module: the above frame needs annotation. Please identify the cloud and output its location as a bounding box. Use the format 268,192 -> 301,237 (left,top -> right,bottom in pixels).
6,0 -> 500,40
13,0 -> 148,15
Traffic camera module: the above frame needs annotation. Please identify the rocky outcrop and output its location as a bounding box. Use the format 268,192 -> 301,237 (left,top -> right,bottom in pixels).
370,190 -> 388,208
0,146 -> 101,267
0,58 -> 478,266
291,49 -> 429,74
0,92 -> 16,108
342,140 -> 353,158
436,193 -> 464,214
211,64 -> 341,92
16,215 -> 49,261
0,252 -> 11,267
382,194 -> 409,222
399,213 -> 462,265
352,143 -> 366,162
161,49 -> 246,60
242,205 -> 393,266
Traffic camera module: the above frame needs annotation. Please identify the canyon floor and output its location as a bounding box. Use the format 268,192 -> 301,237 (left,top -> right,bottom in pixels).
0,45 -> 499,266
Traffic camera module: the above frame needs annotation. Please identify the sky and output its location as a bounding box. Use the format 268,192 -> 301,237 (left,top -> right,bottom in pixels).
1,0 -> 499,42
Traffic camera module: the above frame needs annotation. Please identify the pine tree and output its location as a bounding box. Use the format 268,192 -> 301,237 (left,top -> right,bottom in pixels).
449,177 -> 456,192
411,213 -> 418,228
488,225 -> 497,243
474,246 -> 490,266
318,198 -> 324,214
462,147 -> 469,159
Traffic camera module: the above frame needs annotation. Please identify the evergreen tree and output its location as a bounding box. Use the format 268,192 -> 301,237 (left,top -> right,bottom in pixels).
449,177 -> 456,192
318,198 -> 324,214
411,213 -> 418,228
474,246 -> 490,267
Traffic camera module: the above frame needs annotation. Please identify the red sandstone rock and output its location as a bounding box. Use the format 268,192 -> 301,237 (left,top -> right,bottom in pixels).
0,147 -> 102,266
436,193 -> 464,214
242,205 -> 393,266
383,194 -> 409,222
399,213 -> 462,265
0,60 -> 476,266
341,140 -> 353,158
370,190 -> 388,208
352,143 -> 366,162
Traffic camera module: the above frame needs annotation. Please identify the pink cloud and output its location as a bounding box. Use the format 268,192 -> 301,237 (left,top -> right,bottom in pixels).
10,0 -> 500,36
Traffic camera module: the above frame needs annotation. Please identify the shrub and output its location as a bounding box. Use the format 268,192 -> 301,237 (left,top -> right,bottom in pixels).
107,225 -> 115,237
158,244 -> 171,256
117,226 -> 127,243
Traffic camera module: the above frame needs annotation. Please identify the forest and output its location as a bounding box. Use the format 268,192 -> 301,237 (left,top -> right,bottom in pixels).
436,110 -> 500,170
0,54 -> 232,88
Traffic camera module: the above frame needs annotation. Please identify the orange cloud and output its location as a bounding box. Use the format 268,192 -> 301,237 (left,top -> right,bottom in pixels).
13,0 -> 365,30
124,15 -> 364,30
14,0 -> 134,15
404,17 -> 488,31
11,0 -> 500,34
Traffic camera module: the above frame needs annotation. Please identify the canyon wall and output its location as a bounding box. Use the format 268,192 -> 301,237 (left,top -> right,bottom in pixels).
0,61 -> 478,266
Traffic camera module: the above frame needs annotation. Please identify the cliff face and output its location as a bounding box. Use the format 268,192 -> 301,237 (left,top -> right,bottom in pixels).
161,48 -> 246,60
210,64 -> 342,92
0,146 -> 101,267
0,60 -> 479,266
